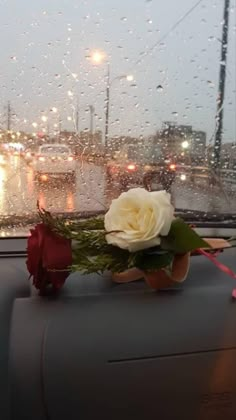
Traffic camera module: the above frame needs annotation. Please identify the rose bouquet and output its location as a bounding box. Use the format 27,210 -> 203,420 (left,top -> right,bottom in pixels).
27,188 -> 234,296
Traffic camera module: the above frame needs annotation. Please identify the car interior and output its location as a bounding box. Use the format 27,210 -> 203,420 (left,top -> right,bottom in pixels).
1,221 -> 236,420
0,0 -> 235,419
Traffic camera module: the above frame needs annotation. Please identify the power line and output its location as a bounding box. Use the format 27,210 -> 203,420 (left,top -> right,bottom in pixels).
130,0 -> 204,70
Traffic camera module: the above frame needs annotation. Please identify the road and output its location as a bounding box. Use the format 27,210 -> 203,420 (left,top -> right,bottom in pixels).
0,155 -> 236,218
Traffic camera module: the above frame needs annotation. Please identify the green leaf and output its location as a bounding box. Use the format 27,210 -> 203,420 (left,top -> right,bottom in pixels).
161,218 -> 210,254
131,251 -> 174,272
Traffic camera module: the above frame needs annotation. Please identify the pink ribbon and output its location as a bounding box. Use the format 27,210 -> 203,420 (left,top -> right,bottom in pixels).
198,248 -> 236,298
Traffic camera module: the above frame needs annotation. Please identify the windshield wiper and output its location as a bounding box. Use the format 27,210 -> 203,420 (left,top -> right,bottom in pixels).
175,209 -> 236,227
0,210 -> 106,230
0,209 -> 236,230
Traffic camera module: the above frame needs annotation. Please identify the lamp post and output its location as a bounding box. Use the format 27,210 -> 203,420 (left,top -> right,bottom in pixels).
104,63 -> 110,148
89,50 -> 134,149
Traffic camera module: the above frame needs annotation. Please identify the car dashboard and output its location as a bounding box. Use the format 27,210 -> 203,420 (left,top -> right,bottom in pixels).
1,231 -> 236,420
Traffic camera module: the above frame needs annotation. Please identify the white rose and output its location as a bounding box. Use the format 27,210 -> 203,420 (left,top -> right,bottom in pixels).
105,188 -> 174,252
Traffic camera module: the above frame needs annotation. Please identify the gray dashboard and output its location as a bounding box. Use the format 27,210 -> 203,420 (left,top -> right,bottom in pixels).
1,236 -> 236,420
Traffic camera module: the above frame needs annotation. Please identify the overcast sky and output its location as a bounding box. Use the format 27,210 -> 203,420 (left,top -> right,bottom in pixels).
0,0 -> 235,142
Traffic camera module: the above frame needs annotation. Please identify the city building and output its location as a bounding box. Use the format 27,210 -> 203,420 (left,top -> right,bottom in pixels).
159,122 -> 207,164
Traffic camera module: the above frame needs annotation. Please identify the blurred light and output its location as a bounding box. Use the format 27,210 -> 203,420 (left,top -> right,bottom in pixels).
41,116 -> 48,122
37,132 -> 45,138
67,116 -> 72,121
51,107 -> 58,113
126,74 -> 134,82
67,90 -> 73,97
182,141 -> 189,149
180,174 -> 187,181
127,164 -> 136,171
169,164 -> 176,171
38,156 -> 45,162
90,50 -> 106,64
68,156 -> 74,161
72,73 -> 78,79
40,175 -> 48,182
32,122 -> 38,128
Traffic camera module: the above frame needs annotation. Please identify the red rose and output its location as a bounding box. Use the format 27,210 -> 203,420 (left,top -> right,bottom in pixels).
26,223 -> 72,295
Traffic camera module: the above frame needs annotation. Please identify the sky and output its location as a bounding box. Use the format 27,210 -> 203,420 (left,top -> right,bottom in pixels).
0,0 -> 235,142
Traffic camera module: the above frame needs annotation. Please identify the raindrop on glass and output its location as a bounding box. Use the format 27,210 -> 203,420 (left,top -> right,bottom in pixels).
207,80 -> 215,87
156,85 -> 163,92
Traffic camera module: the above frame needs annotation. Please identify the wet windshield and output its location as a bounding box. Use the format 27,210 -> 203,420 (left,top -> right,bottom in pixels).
0,0 -> 235,235
40,146 -> 71,154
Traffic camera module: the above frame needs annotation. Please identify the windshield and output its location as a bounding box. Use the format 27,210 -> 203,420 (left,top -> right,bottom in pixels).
0,0 -> 235,234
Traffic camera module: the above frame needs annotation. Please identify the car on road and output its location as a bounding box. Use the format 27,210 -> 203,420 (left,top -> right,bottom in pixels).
142,158 -> 177,192
106,143 -> 177,191
33,144 -> 76,182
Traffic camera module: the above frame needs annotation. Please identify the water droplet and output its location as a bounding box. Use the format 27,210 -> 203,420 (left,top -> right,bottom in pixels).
156,85 -> 163,92
121,17 -> 127,22
208,36 -> 215,42
172,112 -> 178,117
147,19 -> 152,24
207,80 -> 215,87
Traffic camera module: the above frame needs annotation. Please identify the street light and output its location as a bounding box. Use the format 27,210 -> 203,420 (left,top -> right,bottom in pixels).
181,140 -> 189,149
90,50 -> 134,147
90,50 -> 106,65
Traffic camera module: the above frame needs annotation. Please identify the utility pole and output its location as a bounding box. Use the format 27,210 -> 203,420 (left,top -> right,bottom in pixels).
104,63 -> 110,149
213,0 -> 230,170
7,101 -> 11,131
58,115 -> 62,142
89,105 -> 95,135
75,97 -> 79,134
